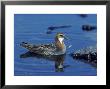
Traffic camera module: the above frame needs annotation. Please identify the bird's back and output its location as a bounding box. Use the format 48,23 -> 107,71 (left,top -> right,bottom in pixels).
20,42 -> 57,55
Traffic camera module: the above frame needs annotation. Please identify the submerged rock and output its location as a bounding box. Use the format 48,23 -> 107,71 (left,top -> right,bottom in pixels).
71,46 -> 97,66
46,25 -> 72,34
48,25 -> 72,30
82,24 -> 97,31
79,14 -> 88,18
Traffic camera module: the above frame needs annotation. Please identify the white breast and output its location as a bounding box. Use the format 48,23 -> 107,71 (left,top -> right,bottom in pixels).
58,38 -> 64,44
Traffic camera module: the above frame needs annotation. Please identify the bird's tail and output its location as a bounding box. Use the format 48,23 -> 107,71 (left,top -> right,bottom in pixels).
20,42 -> 34,50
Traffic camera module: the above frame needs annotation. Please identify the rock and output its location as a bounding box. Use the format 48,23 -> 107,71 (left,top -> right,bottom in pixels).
82,24 -> 97,31
71,46 -> 97,66
48,26 -> 58,31
46,25 -> 72,34
48,25 -> 72,30
79,14 -> 88,18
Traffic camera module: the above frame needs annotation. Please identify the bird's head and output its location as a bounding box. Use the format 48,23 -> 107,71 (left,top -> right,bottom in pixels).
55,33 -> 67,44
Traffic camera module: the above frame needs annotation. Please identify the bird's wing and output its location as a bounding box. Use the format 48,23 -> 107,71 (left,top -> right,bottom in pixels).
20,42 -> 56,54
30,43 -> 56,54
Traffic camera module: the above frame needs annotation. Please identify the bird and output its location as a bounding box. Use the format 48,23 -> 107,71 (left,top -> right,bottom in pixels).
20,33 -> 67,56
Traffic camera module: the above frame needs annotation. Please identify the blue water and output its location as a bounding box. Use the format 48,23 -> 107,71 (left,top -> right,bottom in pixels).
14,14 -> 97,76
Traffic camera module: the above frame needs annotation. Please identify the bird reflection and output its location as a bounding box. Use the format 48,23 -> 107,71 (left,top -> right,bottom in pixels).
20,51 -> 66,72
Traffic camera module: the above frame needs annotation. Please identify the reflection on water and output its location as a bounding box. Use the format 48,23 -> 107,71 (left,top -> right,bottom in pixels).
20,52 -> 66,72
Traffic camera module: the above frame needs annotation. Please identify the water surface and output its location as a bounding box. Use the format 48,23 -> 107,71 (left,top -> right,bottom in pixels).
14,14 -> 97,76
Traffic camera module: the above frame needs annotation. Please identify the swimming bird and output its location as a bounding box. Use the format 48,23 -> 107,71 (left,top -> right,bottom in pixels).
20,33 -> 67,56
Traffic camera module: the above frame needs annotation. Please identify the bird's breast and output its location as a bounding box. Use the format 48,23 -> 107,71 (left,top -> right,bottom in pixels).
55,41 -> 66,52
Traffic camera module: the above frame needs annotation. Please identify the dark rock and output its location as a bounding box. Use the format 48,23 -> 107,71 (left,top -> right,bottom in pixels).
46,25 -> 72,34
48,25 -> 72,30
79,14 -> 88,18
48,27 -> 58,31
71,46 -> 97,66
82,24 -> 97,31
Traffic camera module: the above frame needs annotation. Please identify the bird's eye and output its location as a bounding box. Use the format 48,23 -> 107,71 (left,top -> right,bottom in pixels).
60,34 -> 63,37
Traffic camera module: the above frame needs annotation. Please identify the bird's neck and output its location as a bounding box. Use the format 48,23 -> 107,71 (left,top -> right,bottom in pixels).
58,38 -> 64,44
55,38 -> 65,50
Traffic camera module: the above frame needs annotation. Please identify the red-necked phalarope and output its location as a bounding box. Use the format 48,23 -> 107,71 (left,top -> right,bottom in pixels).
20,33 -> 67,56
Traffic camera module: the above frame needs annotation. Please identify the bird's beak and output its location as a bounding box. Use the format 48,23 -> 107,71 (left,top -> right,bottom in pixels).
64,35 -> 69,40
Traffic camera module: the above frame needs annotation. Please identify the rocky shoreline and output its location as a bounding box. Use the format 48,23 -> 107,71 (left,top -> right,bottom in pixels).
71,46 -> 97,67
